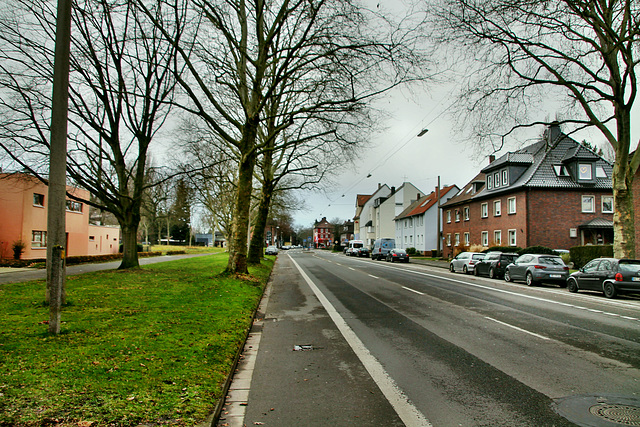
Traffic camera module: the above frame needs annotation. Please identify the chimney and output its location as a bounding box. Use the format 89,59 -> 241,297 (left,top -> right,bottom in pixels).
417,193 -> 421,200
378,183 -> 381,189
391,186 -> 395,194
489,155 -> 495,163
548,121 -> 561,144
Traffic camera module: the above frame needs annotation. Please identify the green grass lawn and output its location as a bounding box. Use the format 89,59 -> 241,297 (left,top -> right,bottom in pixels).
147,245 -> 224,255
0,254 -> 273,426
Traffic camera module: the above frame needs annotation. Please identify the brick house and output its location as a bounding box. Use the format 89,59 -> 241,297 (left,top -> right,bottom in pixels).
0,173 -> 120,259
313,217 -> 333,248
440,123 -> 614,257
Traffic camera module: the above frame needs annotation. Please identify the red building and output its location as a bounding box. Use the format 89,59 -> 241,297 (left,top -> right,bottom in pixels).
313,217 -> 333,248
441,123 -> 614,257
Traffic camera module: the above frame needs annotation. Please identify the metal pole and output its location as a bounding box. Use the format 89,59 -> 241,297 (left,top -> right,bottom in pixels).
47,0 -> 72,334
436,176 -> 441,257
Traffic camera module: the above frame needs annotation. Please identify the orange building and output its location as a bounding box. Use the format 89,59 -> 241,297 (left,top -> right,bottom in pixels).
0,173 -> 120,260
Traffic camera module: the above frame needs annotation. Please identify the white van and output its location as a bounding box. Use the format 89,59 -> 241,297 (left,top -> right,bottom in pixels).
371,238 -> 395,260
347,240 -> 368,257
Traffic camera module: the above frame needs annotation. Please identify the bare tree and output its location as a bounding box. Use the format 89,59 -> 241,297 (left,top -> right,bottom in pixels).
0,0 -> 181,268
430,0 -> 639,257
142,0 -> 430,274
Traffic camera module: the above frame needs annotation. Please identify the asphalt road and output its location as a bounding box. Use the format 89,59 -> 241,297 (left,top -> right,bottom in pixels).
240,250 -> 640,426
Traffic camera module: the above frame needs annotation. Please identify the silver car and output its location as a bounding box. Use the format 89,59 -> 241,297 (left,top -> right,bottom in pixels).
449,252 -> 486,274
504,254 -> 569,286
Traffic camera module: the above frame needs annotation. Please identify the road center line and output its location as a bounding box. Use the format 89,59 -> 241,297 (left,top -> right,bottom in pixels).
485,317 -> 550,340
402,286 -> 424,295
369,274 -> 379,279
289,256 -> 431,427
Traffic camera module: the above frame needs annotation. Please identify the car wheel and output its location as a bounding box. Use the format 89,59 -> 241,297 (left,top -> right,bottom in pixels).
567,278 -> 578,293
526,272 -> 535,286
449,263 -> 455,272
603,282 -> 617,299
463,265 -> 468,274
474,267 -> 479,276
489,268 -> 496,280
504,269 -> 512,282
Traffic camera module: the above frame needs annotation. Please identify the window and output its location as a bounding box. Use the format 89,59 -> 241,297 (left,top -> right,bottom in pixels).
502,170 -> 508,186
455,210 -> 460,222
464,232 -> 470,246
481,231 -> 488,246
602,196 -> 613,213
494,172 -> 500,188
32,230 -> 47,248
507,197 -> 516,214
446,234 -> 451,246
582,195 -> 595,213
409,218 -> 413,227
553,165 -> 570,177
487,175 -> 493,189
508,229 -> 517,246
455,233 -> 460,246
578,163 -> 593,180
494,200 -> 501,216
89,236 -> 95,241
66,200 -> 83,212
494,230 -> 502,245
446,211 -> 451,223
464,206 -> 470,221
481,203 -> 488,218
33,193 -> 45,206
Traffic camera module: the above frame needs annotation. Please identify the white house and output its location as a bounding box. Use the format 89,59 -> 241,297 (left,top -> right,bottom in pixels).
375,182 -> 423,241
356,184 -> 391,246
394,185 -> 459,254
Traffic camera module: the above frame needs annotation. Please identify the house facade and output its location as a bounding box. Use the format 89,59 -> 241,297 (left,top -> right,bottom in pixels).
356,184 -> 391,246
375,182 -> 423,241
0,173 -> 120,259
353,194 -> 372,241
339,220 -> 354,247
313,217 -> 333,248
440,123 -> 614,257
395,184 -> 459,254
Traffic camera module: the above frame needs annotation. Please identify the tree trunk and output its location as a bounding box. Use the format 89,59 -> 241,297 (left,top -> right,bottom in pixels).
226,151 -> 256,274
612,108 -> 635,259
248,186 -> 273,263
119,221 -> 140,269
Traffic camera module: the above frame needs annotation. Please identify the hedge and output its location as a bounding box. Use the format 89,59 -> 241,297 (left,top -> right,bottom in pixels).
569,245 -> 613,269
484,246 -> 522,253
0,251 -> 163,268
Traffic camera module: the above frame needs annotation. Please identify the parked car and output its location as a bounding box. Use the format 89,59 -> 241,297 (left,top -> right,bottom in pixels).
474,252 -> 520,279
567,258 -> 640,298
371,238 -> 395,261
449,252 -> 486,274
386,248 -> 409,263
265,245 -> 278,255
347,240 -> 369,257
504,254 -> 569,286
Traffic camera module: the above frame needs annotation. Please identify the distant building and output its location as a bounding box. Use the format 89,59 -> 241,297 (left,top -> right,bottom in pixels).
339,220 -> 354,247
313,217 -> 333,248
440,122 -> 614,257
0,173 -> 120,259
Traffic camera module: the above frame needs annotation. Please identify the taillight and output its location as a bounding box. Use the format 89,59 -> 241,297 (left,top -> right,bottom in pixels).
497,261 -> 501,267
563,267 -> 569,271
615,273 -> 623,281
534,265 -> 547,269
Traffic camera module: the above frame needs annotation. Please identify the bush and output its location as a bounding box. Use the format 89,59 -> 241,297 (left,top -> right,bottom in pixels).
406,247 -> 417,255
12,240 -> 26,260
166,250 -> 187,255
570,245 -> 613,269
484,246 -> 522,253
517,245 -> 557,256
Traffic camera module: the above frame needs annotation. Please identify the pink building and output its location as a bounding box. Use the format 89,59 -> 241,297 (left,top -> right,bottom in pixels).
0,173 -> 120,260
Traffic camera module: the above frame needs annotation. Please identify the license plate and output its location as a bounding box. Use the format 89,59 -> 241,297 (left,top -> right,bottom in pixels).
549,274 -> 561,278
632,277 -> 640,282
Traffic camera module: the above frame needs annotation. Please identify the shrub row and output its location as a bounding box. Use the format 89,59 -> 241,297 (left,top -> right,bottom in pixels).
165,250 -> 187,255
0,251 -> 163,268
569,245 -> 613,269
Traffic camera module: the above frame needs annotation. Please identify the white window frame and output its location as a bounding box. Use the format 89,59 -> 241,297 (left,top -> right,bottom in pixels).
481,203 -> 488,218
33,193 -> 45,207
578,163 -> 593,180
507,197 -> 516,214
455,209 -> 460,222
464,232 -> 470,246
446,233 -> 451,246
464,206 -> 470,221
455,233 -> 460,246
494,230 -> 502,245
32,230 -> 47,248
487,175 -> 493,189
508,229 -> 517,246
481,231 -> 488,246
601,195 -> 613,213
502,169 -> 508,186
446,210 -> 451,223
494,200 -> 501,216
494,172 -> 500,188
582,195 -> 595,213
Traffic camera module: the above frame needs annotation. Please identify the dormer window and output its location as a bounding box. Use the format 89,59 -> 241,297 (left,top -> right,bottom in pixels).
553,165 -> 570,177
502,170 -> 508,186
487,175 -> 493,189
494,172 -> 500,188
578,163 -> 593,181
596,166 -> 607,178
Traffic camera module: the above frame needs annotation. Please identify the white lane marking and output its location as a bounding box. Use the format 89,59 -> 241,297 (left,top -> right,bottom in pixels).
485,317 -> 550,341
369,274 -> 379,279
402,286 -> 424,295
349,267 -> 355,271
289,256 -> 431,427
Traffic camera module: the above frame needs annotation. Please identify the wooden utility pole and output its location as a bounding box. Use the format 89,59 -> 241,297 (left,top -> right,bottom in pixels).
47,0 -> 72,335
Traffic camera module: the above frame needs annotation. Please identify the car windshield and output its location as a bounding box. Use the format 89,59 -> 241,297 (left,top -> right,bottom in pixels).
539,256 -> 563,265
394,249 -> 406,254
618,261 -> 640,273
353,243 -> 363,248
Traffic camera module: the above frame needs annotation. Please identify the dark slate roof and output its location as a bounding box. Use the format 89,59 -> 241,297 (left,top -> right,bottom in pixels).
579,217 -> 613,229
442,125 -> 613,206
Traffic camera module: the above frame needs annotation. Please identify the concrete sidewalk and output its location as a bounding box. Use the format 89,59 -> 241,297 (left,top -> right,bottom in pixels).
217,253 -> 406,427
